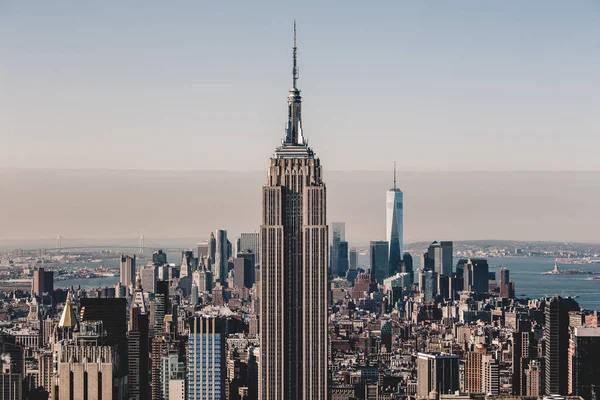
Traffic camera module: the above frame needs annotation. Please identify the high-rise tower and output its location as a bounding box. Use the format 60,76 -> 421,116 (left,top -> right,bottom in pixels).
386,162 -> 403,275
260,22 -> 328,400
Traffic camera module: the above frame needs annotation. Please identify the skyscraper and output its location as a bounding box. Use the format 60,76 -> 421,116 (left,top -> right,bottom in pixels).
349,248 -> 358,270
120,255 -> 136,290
370,241 -> 389,284
464,258 -> 489,294
330,222 -> 345,277
208,232 -> 216,268
423,241 -> 453,278
128,276 -> 149,400
260,23 -> 328,400
233,253 -> 255,289
418,269 -> 438,303
499,267 -> 515,298
215,229 -> 228,285
417,352 -> 460,397
152,250 -> 167,266
568,327 -> 600,398
187,315 -> 227,399
440,241 -> 453,277
239,232 -> 260,265
545,295 -> 579,395
180,250 -> 197,279
337,240 -> 349,277
386,162 -> 403,276
79,297 -> 127,377
31,267 -> 53,302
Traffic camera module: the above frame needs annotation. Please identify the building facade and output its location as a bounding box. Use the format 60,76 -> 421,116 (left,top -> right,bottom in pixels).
120,255 -> 136,290
260,24 -> 329,400
370,241 -> 389,284
187,315 -> 227,399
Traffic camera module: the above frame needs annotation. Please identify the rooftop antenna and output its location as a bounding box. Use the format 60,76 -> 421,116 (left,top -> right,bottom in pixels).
393,161 -> 397,190
293,20 -> 299,88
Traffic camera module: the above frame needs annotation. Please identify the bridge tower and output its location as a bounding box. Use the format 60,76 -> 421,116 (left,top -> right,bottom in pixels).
139,235 -> 144,254
57,235 -> 62,252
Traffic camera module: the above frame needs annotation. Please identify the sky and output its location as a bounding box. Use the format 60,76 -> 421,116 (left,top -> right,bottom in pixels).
1,1 -> 599,171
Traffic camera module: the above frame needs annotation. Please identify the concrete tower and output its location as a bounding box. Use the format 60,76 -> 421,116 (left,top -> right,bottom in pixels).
386,162 -> 403,275
260,22 -> 329,400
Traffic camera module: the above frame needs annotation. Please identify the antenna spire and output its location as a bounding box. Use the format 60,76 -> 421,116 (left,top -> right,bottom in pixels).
293,20 -> 298,88
393,161 -> 397,190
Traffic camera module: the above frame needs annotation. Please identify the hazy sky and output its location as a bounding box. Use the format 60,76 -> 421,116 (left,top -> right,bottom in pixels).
2,1 -> 599,171
3,169 -> 600,245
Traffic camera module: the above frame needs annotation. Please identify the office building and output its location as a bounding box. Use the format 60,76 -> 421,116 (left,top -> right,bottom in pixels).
187,315 -> 228,399
0,335 -> 23,400
128,279 -> 149,400
440,241 -> 453,277
336,240 -> 349,277
544,295 -> 579,395
120,255 -> 136,290
57,320 -> 124,400
79,297 -> 127,376
464,258 -> 489,294
208,232 -> 216,268
215,229 -> 228,285
31,267 -> 53,301
239,233 -> 260,265
193,268 -> 213,293
180,250 -> 197,279
162,354 -> 185,400
198,241 -> 209,260
370,241 -> 389,284
464,351 -> 482,393
418,269 -> 438,303
568,327 -> 600,398
386,162 -> 403,276
416,352 -> 460,397
153,250 -> 167,266
525,359 -> 542,396
330,222 -> 346,277
260,24 -> 328,400
234,253 -> 255,289
151,336 -> 179,400
154,280 -> 169,336
422,241 -> 452,278
482,354 -> 499,395
349,248 -> 358,270
499,267 -> 515,299
402,252 -> 414,284
141,265 -> 158,293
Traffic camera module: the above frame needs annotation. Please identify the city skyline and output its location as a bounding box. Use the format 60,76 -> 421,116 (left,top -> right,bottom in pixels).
4,3 -> 600,399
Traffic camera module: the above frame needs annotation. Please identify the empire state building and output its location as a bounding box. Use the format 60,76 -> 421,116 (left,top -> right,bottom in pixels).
260,24 -> 329,400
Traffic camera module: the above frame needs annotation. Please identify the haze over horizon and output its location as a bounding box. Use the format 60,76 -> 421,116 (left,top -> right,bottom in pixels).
2,168 -> 599,246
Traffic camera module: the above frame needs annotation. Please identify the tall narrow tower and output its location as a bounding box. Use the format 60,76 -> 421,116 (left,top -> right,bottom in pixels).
260,22 -> 329,400
386,161 -> 403,276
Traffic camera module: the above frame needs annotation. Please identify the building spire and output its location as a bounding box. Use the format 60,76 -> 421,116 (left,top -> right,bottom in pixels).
393,161 -> 397,190
293,20 -> 298,89
282,20 -> 305,146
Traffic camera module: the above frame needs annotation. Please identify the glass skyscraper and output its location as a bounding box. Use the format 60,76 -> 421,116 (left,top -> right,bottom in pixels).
386,163 -> 403,276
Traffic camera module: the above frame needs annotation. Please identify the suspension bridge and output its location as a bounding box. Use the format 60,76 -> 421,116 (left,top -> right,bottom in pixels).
23,235 -> 189,254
